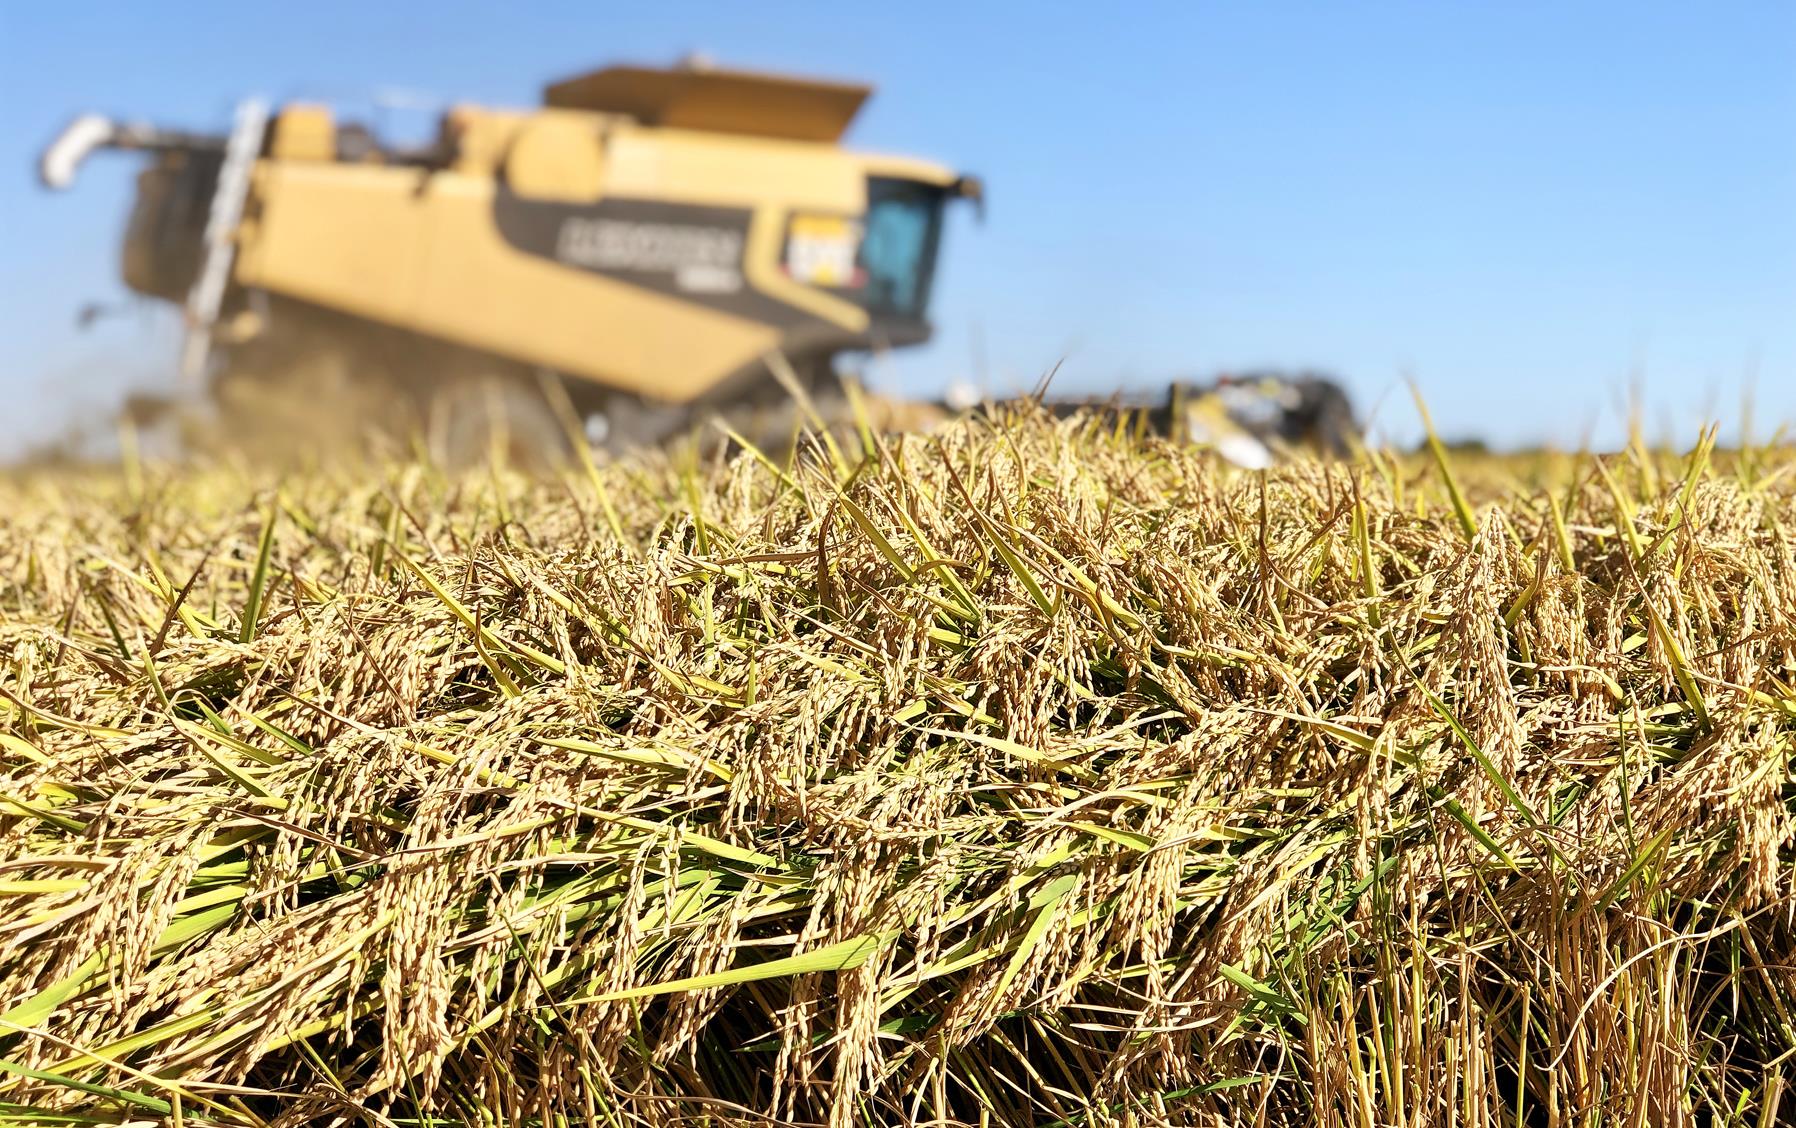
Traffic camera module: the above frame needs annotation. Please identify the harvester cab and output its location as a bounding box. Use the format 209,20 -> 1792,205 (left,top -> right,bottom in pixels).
39,59 -> 983,461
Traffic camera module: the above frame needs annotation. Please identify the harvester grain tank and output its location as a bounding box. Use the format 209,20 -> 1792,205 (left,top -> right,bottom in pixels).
40,58 -> 984,458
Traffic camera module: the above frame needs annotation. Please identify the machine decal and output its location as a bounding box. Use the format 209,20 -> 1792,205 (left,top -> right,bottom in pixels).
783,214 -> 864,288
493,192 -> 825,328
555,215 -> 743,294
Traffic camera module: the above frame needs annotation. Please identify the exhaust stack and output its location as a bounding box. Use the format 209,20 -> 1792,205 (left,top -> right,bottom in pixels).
39,114 -> 117,190
40,114 -> 226,190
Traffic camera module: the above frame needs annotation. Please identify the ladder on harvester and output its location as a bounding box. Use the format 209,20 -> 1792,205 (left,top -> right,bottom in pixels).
179,97 -> 269,386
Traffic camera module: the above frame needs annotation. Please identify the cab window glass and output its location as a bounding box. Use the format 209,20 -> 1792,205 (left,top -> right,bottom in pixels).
858,178 -> 943,319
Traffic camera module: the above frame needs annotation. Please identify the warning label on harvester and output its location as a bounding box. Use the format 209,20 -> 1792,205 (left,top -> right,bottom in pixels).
784,214 -> 864,288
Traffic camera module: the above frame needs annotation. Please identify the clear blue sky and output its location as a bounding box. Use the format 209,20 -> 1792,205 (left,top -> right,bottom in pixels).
3,2 -> 1792,453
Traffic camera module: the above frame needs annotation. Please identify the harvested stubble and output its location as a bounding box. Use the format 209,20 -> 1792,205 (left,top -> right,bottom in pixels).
1,405 -> 1792,1128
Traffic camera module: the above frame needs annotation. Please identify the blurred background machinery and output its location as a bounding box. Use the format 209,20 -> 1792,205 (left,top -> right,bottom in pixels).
1181,371 -> 1360,466
1027,371 -> 1360,467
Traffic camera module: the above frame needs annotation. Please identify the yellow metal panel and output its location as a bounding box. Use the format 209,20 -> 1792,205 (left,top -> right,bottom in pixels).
504,112 -> 606,200
603,128 -> 865,212
269,105 -> 335,162
408,174 -> 781,401
444,105 -> 528,176
234,161 -> 428,326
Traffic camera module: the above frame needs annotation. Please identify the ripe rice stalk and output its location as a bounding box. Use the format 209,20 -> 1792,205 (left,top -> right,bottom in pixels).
0,402 -> 1791,1126
1410,383 -> 1477,541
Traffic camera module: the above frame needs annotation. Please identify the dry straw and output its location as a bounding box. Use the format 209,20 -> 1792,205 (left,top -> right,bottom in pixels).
0,401 -> 1792,1126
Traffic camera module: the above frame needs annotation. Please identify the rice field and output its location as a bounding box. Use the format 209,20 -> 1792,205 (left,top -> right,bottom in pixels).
1,402 -> 1793,1127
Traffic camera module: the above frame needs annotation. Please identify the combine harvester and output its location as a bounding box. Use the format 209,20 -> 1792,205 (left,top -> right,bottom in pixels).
40,57 -> 984,461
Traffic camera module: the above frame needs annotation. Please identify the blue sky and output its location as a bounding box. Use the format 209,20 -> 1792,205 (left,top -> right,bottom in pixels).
3,2 -> 1792,453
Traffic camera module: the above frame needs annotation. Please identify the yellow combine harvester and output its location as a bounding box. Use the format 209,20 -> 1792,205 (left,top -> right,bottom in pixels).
41,58 -> 983,459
